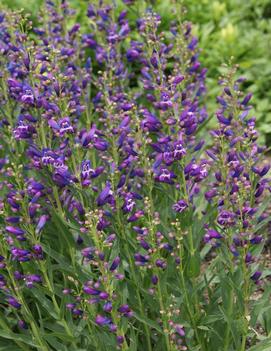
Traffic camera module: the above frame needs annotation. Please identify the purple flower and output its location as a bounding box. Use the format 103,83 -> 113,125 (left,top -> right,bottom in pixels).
155,168 -> 176,184
134,253 -> 149,266
173,143 -> 186,160
18,320 -> 28,329
117,336 -> 124,345
59,118 -> 74,136
36,215 -> 48,233
172,75 -> 184,85
6,226 -> 25,236
126,48 -> 140,61
109,256 -> 120,271
13,123 -> 36,139
11,248 -> 31,262
175,324 -> 185,337
99,292 -> 109,300
21,89 -> 34,104
155,259 -> 167,269
96,182 -> 114,206
217,211 -> 235,227
83,286 -> 101,295
204,229 -> 222,244
103,301 -> 113,312
241,93 -> 252,105
7,297 -> 21,309
205,189 -> 217,201
5,216 -> 20,223
141,110 -> 162,132
252,165 -> 270,177
151,275 -> 158,285
118,304 -> 133,317
81,160 -> 94,179
25,274 -> 42,288
250,236 -> 262,245
251,271 -> 262,282
172,200 -> 188,213
95,314 -> 112,326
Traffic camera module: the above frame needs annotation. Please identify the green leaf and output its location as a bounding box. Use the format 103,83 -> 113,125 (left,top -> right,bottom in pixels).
0,330 -> 38,348
30,288 -> 58,319
248,339 -> 271,351
133,313 -> 162,333
187,252 -> 201,278
200,314 -> 224,325
0,345 -> 22,351
43,335 -> 69,351
197,325 -> 210,331
128,326 -> 138,351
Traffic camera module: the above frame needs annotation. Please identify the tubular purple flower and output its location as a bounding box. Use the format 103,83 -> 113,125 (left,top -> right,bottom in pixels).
241,93 -> 252,105
155,259 -> 167,269
95,314 -> 112,326
151,275 -> 158,285
7,297 -> 21,309
6,226 -> 25,236
134,253 -> 149,265
96,182 -> 113,206
36,215 -> 48,233
204,229 -> 222,244
117,336 -> 124,345
155,168 -> 176,184
217,211 -> 235,227
109,256 -> 120,271
251,271 -> 262,282
172,200 -> 188,213
250,236 -> 262,244
205,189 -> 217,201
99,292 -> 109,300
18,320 -> 28,329
103,301 -> 113,312
175,324 -> 185,337
118,304 -> 130,313
83,286 -> 101,295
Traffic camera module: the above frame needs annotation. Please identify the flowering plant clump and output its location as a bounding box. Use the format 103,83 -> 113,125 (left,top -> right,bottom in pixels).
0,1 -> 270,351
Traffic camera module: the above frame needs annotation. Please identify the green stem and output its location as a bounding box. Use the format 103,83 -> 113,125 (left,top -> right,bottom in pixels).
116,214 -> 153,351
39,263 -> 76,343
179,165 -> 203,347
52,186 -> 63,214
111,136 -> 152,351
39,120 -> 48,148
179,243 -> 202,349
156,279 -> 172,351
223,275 -> 234,351
240,250 -> 249,351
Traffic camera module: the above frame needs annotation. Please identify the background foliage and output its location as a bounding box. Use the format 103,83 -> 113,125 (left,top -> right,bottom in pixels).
1,0 -> 271,143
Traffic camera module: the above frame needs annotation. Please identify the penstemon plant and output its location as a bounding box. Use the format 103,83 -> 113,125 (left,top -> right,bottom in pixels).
0,1 -> 270,351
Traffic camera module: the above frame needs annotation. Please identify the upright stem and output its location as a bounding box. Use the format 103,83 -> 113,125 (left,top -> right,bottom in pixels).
39,262 -> 76,345
111,136 -> 152,351
145,183 -> 171,351
156,276 -> 172,351
179,241 -> 203,349
240,250 -> 249,351
116,211 -> 153,351
179,164 -> 203,347
223,260 -> 234,351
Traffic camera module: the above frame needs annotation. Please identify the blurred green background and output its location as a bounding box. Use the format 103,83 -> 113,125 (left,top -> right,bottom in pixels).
1,0 -> 271,143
